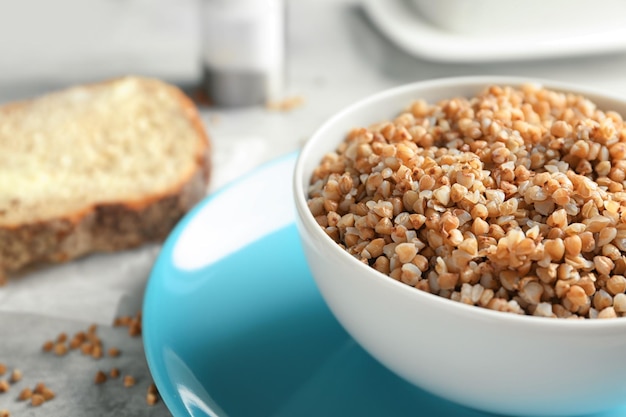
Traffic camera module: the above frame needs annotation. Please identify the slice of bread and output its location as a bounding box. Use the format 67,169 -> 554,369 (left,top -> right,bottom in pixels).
0,76 -> 211,281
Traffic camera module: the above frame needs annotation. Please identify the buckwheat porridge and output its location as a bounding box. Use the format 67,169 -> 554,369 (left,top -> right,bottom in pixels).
307,84 -> 626,319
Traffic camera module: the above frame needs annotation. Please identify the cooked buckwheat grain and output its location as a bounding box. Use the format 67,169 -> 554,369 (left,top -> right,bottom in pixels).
308,84 -> 626,319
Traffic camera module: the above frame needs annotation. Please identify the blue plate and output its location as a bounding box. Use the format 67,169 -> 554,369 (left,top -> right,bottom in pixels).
143,153 -> 626,417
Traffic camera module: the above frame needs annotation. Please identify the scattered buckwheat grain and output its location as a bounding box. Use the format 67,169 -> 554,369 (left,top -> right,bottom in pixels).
80,343 -> 93,356
30,394 -> 44,407
146,384 -> 159,406
41,387 -> 55,401
94,371 -> 107,385
146,392 -> 158,405
91,345 -> 103,360
123,375 -> 135,388
33,382 -> 45,395
53,343 -> 68,356
17,387 -> 32,401
8,370 -> 21,384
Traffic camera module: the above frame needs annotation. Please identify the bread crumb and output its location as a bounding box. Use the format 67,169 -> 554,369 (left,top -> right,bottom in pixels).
0,380 -> 9,393
266,96 -> 305,112
123,375 -> 135,388
30,394 -> 44,407
110,368 -> 120,379
9,369 -> 21,383
209,114 -> 221,125
17,387 -> 32,401
94,371 -> 107,385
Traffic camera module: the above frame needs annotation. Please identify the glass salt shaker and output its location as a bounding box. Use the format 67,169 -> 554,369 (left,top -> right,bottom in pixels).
200,0 -> 285,107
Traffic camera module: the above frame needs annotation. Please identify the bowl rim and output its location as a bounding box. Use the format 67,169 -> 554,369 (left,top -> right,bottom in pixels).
294,75 -> 626,330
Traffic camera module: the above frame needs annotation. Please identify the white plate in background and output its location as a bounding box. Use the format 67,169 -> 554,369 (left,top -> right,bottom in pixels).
362,0 -> 626,63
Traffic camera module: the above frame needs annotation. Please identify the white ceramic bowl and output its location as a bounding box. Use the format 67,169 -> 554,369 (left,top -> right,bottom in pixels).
293,76 -> 626,416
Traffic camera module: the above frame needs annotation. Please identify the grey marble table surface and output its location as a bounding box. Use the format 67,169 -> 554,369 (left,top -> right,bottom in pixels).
3,0 -> 626,415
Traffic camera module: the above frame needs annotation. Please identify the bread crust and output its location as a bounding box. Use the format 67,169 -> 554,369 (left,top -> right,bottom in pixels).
0,77 -> 211,281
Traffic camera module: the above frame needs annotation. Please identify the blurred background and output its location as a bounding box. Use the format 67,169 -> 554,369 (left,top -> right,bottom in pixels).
0,0 -> 198,100
3,0 -> 626,415
3,0 -> 626,187
3,0 -> 626,101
